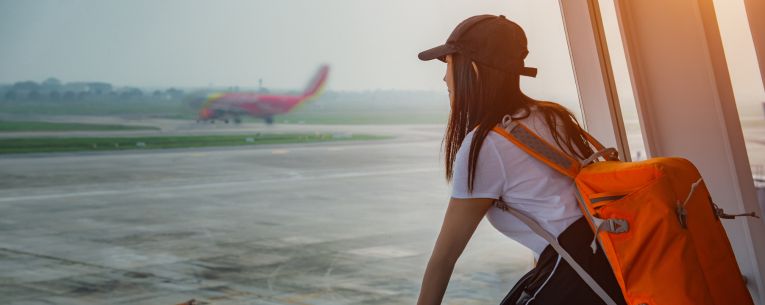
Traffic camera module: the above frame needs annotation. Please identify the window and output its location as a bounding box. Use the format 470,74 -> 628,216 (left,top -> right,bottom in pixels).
0,2 -> 589,304
711,0 -> 765,215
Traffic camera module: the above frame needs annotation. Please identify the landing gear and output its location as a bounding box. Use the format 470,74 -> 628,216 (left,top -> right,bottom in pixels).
234,117 -> 242,124
265,116 -> 274,125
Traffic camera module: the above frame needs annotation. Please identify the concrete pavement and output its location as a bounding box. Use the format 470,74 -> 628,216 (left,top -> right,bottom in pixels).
0,124 -> 533,305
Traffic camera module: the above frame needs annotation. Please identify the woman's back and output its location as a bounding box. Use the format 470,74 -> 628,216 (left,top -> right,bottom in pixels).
450,104 -> 585,256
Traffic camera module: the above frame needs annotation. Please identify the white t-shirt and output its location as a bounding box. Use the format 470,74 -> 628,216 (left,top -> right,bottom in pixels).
450,106 -> 585,256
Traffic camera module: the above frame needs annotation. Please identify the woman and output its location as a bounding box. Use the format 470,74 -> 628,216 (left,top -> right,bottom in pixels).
415,15 -> 626,305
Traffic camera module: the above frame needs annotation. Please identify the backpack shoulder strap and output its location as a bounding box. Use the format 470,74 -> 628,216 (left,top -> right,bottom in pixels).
491,118 -> 581,178
494,200 -> 620,305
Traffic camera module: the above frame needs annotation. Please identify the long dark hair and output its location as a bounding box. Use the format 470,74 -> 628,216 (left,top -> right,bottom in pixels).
443,52 -> 594,193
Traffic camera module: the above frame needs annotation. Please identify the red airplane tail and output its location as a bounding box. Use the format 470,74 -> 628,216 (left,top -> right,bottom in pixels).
302,64 -> 330,98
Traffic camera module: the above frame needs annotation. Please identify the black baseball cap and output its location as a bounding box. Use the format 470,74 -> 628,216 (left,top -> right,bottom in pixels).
418,14 -> 538,77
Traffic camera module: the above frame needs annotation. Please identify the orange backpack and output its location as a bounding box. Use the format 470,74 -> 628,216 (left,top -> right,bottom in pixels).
491,115 -> 756,305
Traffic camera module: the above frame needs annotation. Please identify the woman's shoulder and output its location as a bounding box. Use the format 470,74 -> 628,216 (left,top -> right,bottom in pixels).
458,130 -> 517,167
462,127 -> 505,146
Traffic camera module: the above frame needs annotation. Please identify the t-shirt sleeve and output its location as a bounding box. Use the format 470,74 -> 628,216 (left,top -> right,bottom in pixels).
451,132 -> 506,199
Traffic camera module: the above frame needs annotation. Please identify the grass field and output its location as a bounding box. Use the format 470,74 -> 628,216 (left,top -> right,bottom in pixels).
0,100 -> 449,125
0,100 -> 194,117
0,121 -> 159,132
0,133 -> 389,154
0,91 -> 451,125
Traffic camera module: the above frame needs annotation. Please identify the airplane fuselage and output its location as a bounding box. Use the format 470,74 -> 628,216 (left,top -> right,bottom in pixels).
200,94 -> 303,121
197,65 -> 329,124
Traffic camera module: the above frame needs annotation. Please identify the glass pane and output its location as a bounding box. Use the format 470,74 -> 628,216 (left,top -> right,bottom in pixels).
711,0 -> 765,215
0,1 -> 583,304
597,0 -> 648,162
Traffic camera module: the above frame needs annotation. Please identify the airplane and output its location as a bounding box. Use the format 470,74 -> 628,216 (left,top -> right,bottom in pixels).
196,64 -> 329,124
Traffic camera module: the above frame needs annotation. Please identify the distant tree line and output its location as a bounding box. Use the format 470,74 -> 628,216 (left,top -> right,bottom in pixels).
0,77 -> 186,102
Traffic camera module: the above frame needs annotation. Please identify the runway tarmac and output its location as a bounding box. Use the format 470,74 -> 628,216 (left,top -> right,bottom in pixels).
3,117 -> 765,304
0,123 -> 534,305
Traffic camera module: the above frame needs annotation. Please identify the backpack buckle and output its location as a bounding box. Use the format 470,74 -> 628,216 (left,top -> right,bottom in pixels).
590,217 -> 629,253
676,201 -> 688,229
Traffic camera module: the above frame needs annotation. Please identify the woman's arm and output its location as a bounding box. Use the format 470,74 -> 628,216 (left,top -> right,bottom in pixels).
416,197 -> 495,305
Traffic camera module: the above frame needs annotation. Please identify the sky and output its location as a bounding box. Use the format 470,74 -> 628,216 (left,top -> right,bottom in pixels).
0,1 -> 578,99
0,0 -> 761,109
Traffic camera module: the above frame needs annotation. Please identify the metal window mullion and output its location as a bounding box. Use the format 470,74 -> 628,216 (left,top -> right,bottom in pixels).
558,0 -> 631,161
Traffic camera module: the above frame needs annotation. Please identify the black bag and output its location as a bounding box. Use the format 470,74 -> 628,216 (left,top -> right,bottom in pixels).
499,217 -> 627,305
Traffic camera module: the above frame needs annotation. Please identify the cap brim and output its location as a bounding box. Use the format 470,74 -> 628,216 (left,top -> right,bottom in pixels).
520,67 -> 538,77
418,44 -> 457,62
